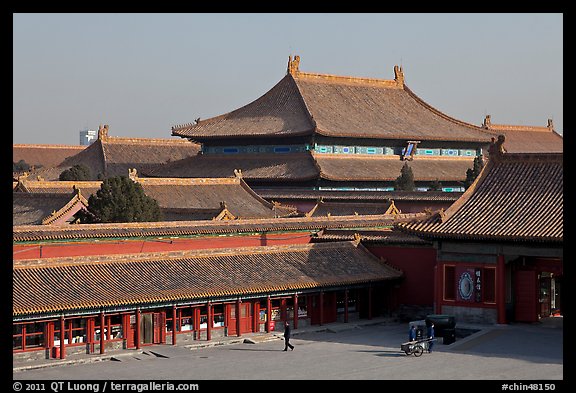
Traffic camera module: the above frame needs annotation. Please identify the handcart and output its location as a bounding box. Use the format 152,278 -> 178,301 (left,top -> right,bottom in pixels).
400,338 -> 432,357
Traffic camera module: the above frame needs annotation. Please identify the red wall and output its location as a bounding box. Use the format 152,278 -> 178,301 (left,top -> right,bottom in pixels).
13,232 -> 314,260
366,245 -> 437,306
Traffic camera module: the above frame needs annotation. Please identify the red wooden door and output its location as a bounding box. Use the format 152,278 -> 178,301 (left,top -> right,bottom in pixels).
227,304 -> 238,336
539,277 -> 552,318
514,270 -> 538,322
240,303 -> 253,333
87,318 -> 95,353
228,303 -> 253,335
124,314 -> 136,348
153,313 -> 165,344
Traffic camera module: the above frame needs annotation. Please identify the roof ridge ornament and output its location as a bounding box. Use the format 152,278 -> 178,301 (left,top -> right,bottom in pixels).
394,65 -> 404,85
128,168 -> 138,181
98,124 -> 109,141
488,134 -> 507,160
287,55 -> 301,75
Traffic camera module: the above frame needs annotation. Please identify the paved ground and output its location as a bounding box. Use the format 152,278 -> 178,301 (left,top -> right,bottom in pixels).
13,317 -> 563,382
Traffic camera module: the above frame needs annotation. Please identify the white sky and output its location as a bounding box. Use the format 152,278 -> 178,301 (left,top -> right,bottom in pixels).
13,13 -> 563,145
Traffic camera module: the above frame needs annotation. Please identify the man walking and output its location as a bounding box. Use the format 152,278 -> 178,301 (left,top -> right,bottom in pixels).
283,321 -> 294,351
409,325 -> 417,342
427,322 -> 435,353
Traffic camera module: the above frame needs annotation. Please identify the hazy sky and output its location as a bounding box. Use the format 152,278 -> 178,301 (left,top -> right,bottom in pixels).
13,13 -> 563,145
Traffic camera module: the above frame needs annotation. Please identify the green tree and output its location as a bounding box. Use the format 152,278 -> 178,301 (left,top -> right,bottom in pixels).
394,162 -> 415,191
428,178 -> 442,191
464,155 -> 484,189
13,159 -> 30,172
78,176 -> 162,223
59,164 -> 91,181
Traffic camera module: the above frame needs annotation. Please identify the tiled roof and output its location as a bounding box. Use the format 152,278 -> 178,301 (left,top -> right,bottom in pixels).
482,117 -> 563,153
14,177 -> 297,221
135,177 -> 297,219
257,189 -> 462,202
397,152 -> 563,242
147,152 -> 319,181
13,213 -> 427,243
13,192 -> 88,226
314,153 -> 475,182
13,144 -> 86,169
15,180 -> 102,196
13,241 -> 403,317
171,75 -> 315,139
171,59 -> 493,143
101,137 -> 200,177
26,135 -> 199,181
306,200 -> 398,217
294,72 -> 492,142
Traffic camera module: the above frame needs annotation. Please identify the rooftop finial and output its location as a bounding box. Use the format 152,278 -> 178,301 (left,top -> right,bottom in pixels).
394,65 -> 404,85
287,55 -> 300,75
547,119 -> 554,130
483,115 -> 491,128
128,168 -> 138,181
98,124 -> 109,140
488,134 -> 507,159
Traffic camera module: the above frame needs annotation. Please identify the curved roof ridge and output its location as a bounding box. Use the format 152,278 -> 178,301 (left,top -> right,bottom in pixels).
18,180 -> 102,190
171,74 -> 315,138
482,115 -> 559,133
294,71 -> 402,89
105,136 -> 198,145
41,191 -> 89,225
236,177 -> 277,210
402,84 -> 493,136
13,143 -> 86,149
437,157 -> 492,223
136,177 -> 240,186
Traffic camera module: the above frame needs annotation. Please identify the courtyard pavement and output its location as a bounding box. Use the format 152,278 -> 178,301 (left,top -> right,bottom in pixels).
13,316 -> 564,383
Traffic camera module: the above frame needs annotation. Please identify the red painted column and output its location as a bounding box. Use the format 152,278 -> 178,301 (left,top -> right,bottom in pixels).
59,316 -> 66,359
236,299 -> 242,337
497,254 -> 507,324
44,322 -> 51,354
344,290 -> 349,323
122,314 -> 128,349
253,302 -> 259,333
206,302 -> 212,341
172,306 -> 177,345
319,291 -> 324,326
194,307 -> 201,341
100,311 -> 105,354
293,294 -> 298,330
266,296 -> 272,333
135,308 -> 141,350
281,298 -> 287,322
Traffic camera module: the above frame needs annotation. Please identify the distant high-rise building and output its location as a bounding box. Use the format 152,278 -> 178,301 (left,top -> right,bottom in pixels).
79,129 -> 97,145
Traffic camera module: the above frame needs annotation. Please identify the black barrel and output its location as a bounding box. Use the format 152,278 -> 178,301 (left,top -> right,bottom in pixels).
443,328 -> 456,345
425,314 -> 456,336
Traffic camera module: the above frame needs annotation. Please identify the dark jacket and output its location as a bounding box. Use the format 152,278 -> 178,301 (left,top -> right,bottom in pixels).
284,324 -> 291,338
